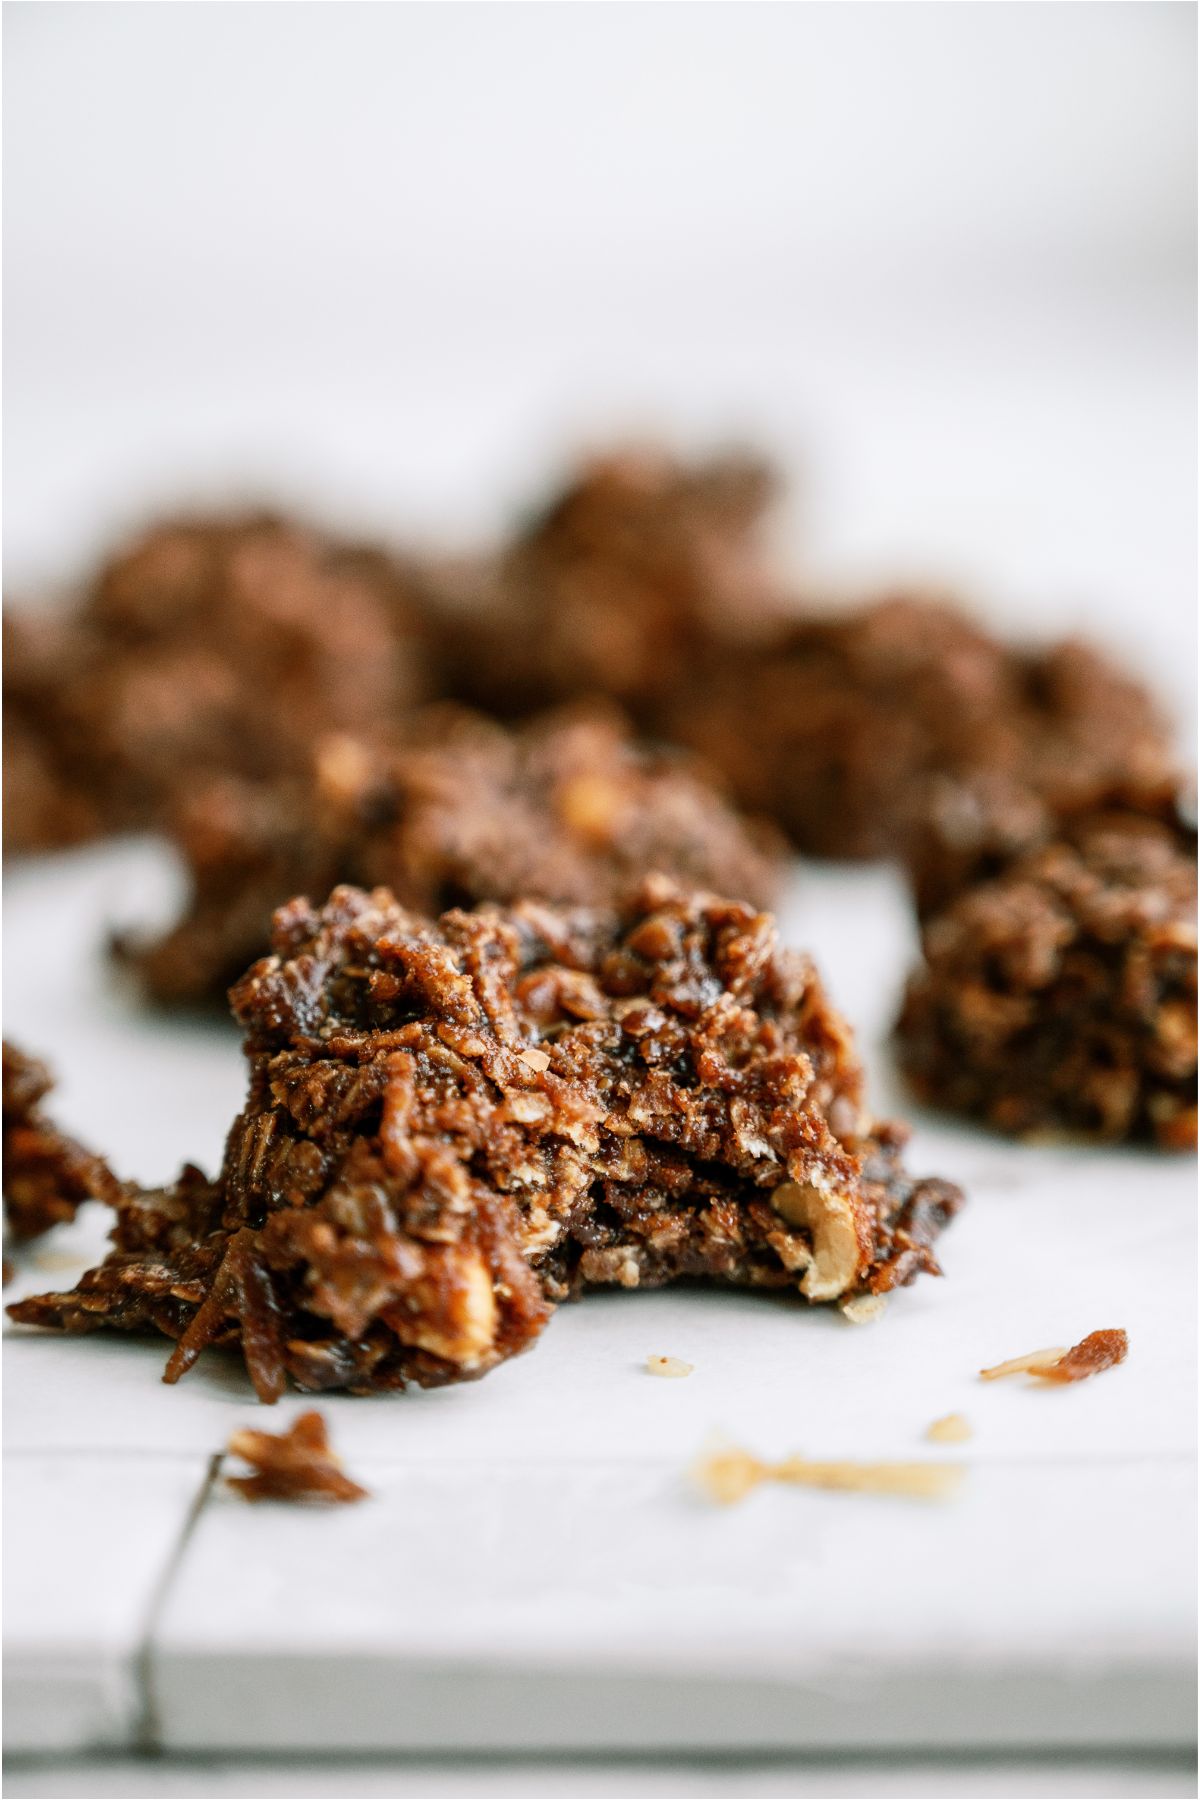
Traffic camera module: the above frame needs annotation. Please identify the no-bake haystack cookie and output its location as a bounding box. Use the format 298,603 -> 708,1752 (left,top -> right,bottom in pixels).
660,602 -> 1178,865
897,813 -> 1197,1148
126,704 -> 786,1005
661,597 -> 1013,860
901,638 -> 1182,915
11,881 -> 963,1399
3,512 -> 432,851
432,448 -> 789,721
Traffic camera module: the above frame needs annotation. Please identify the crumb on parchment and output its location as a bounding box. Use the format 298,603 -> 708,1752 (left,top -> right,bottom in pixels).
840,1292 -> 889,1324
980,1330 -> 1128,1385
226,1410 -> 369,1505
979,1347 -> 1068,1381
693,1440 -> 963,1505
926,1413 -> 972,1443
1029,1329 -> 1129,1383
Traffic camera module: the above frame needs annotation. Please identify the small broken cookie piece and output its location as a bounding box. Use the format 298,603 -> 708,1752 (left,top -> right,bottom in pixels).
226,1410 -> 369,1504
853,1121 -> 964,1296
7,1163 -> 225,1345
979,1330 -> 1128,1385
122,702 -> 787,1005
3,1042 -> 121,1240
1030,1329 -> 1129,1385
896,814 -> 1197,1148
646,1354 -> 693,1378
840,1293 -> 888,1325
13,882 -> 962,1401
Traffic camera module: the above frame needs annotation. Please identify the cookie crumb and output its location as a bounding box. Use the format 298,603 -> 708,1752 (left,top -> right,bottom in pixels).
979,1346 -> 1067,1381
519,1048 -> 551,1073
226,1410 -> 368,1505
840,1293 -> 889,1325
647,1353 -> 693,1378
926,1412 -> 972,1443
693,1440 -> 963,1505
980,1331 -> 1128,1384
1031,1328 -> 1128,1384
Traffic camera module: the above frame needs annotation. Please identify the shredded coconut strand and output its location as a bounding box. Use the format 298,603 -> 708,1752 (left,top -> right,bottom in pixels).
979,1347 -> 1067,1381
693,1441 -> 963,1505
980,1330 -> 1128,1384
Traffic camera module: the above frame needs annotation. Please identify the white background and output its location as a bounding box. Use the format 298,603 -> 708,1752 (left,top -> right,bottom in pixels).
4,7 -> 1197,1798
4,3 -> 1196,724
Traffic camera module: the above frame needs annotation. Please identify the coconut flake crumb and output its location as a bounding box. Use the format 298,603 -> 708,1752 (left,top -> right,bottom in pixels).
980,1330 -> 1128,1384
693,1440 -> 963,1505
647,1353 -> 693,1378
979,1346 -> 1067,1381
518,1048 -> 551,1073
926,1412 -> 972,1443
226,1410 -> 369,1505
840,1293 -> 889,1325
1030,1328 -> 1128,1383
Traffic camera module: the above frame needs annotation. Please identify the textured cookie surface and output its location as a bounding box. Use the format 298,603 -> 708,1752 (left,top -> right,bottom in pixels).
12,882 -> 963,1398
